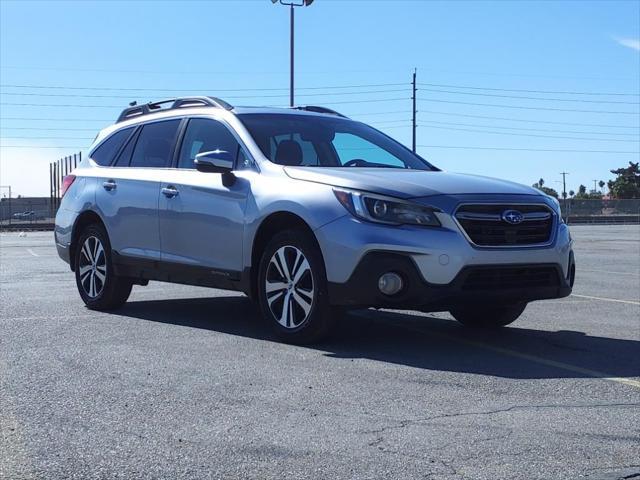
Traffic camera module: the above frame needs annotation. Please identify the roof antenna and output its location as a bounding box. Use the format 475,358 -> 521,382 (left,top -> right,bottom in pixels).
129,101 -> 137,107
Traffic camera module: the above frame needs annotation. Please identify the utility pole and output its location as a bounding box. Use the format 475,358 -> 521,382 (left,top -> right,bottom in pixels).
412,68 -> 417,153
592,179 -> 597,193
49,162 -> 54,217
0,185 -> 12,226
560,171 -> 569,217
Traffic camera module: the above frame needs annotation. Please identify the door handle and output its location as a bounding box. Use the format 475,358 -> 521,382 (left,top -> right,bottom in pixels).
103,180 -> 117,191
162,186 -> 179,198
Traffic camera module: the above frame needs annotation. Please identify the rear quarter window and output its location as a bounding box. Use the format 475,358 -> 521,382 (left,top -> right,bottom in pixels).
90,127 -> 134,166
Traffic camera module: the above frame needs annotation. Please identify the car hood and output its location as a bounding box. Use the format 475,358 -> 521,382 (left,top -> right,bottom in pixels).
283,167 -> 539,199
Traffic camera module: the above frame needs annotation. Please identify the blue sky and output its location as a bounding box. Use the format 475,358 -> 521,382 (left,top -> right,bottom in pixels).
1,0 -> 639,197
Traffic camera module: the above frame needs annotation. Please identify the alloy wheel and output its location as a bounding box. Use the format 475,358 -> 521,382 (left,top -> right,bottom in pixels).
265,246 -> 314,329
78,236 -> 106,298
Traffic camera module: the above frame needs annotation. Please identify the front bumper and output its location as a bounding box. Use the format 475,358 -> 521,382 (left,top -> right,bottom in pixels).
315,206 -> 574,310
328,252 -> 574,311
315,213 -> 573,284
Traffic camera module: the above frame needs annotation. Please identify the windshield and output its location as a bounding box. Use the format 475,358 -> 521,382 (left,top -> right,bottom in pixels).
238,113 -> 436,170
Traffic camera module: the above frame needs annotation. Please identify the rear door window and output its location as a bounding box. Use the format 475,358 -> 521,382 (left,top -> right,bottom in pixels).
90,127 -> 134,166
130,120 -> 181,168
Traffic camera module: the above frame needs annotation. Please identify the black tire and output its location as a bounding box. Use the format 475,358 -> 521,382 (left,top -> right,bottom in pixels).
451,302 -> 527,328
257,229 -> 335,344
74,223 -> 132,311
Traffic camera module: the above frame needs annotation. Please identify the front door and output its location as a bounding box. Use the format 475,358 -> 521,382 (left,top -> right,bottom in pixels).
158,118 -> 249,276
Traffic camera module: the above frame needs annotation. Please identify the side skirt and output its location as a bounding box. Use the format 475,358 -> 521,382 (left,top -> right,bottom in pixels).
112,252 -> 251,294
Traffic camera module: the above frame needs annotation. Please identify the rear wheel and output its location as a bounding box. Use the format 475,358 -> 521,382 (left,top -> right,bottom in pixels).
74,223 -> 132,310
451,302 -> 526,328
257,230 -> 335,344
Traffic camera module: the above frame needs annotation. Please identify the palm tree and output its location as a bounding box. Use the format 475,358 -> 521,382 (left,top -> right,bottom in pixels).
598,180 -> 605,194
569,190 -> 575,197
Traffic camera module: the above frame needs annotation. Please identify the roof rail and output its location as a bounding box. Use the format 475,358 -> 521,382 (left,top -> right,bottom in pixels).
116,96 -> 234,123
293,106 -> 348,118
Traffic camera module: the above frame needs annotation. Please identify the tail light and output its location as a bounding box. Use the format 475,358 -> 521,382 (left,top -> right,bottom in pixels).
60,175 -> 76,198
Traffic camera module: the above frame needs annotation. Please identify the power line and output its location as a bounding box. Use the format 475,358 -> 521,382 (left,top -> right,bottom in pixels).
419,109 -> 640,129
1,127 -> 97,131
3,81 -> 636,98
298,97 -> 410,106
0,88 -> 409,100
418,124 -> 639,142
1,103 -> 122,108
0,145 -> 87,149
372,124 -> 411,129
4,64 -> 635,82
418,82 -> 640,97
419,97 -> 640,115
0,136 -> 93,140
418,88 -> 640,105
419,120 -> 640,137
347,110 -> 411,117
0,117 -> 110,122
0,82 -> 408,93
417,145 -> 639,154
0,111 -> 412,122
1,97 -> 410,108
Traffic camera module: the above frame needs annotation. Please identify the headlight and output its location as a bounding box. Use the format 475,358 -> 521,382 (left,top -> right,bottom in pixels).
548,195 -> 564,223
333,189 -> 441,227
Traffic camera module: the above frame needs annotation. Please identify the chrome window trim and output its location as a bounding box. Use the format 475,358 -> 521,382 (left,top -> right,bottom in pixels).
453,202 -> 557,249
90,114 -> 259,173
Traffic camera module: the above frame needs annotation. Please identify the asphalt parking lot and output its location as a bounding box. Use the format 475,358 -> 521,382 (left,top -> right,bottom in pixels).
1,225 -> 639,480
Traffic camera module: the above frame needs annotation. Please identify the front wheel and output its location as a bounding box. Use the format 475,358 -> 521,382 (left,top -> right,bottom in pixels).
450,302 -> 527,328
257,230 -> 335,344
74,223 -> 132,310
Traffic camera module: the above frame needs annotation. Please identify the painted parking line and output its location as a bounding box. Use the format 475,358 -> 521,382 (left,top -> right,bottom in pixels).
572,294 -> 640,306
580,269 -> 640,277
399,325 -> 640,390
26,248 -> 39,257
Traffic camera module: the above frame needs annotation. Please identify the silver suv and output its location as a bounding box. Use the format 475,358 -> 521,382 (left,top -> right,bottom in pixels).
55,96 -> 575,343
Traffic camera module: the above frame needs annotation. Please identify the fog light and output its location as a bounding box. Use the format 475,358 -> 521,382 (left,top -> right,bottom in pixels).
378,272 -> 403,296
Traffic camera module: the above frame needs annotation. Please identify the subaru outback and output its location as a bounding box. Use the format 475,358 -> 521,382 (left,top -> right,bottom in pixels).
55,96 -> 575,343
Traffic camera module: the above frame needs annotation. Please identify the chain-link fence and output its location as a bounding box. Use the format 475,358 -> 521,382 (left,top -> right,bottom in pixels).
0,152 -> 82,230
2,190 -> 638,231
561,198 -> 640,224
0,197 -> 54,228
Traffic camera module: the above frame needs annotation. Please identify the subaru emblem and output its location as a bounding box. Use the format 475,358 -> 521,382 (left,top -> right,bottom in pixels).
502,209 -> 524,224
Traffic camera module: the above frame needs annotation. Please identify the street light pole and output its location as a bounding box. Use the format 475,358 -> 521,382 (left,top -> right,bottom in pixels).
272,0 -> 314,107
290,3 -> 294,107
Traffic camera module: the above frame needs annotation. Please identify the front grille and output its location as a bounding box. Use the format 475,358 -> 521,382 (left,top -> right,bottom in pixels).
461,266 -> 561,291
455,204 -> 554,246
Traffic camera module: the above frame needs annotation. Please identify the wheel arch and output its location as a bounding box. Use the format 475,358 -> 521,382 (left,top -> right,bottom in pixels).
69,210 -> 107,271
249,211 -> 324,301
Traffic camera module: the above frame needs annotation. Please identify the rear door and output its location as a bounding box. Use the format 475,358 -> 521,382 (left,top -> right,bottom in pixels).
95,119 -> 182,262
158,117 -> 250,275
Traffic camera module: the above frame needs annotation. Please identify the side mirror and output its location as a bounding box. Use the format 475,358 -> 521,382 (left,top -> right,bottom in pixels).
194,150 -> 234,173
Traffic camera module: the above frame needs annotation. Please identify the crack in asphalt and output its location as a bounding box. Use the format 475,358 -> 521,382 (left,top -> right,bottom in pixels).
361,402 -> 640,437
